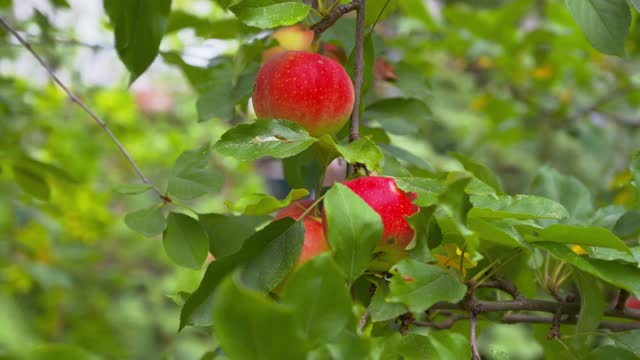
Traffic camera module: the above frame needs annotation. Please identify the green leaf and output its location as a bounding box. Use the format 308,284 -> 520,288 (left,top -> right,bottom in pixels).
588,246 -> 640,264
630,0 -> 640,12
327,328 -> 371,359
379,333 -> 430,360
124,206 -> 166,237
167,146 -> 231,202
13,166 -> 50,201
395,177 -> 446,207
586,346 -> 637,360
470,194 -> 569,220
467,216 -> 526,248
387,259 -> 466,313
226,188 -> 309,215
537,242 -> 640,298
104,0 -> 172,84
213,120 -> 317,161
179,218 -> 302,328
212,274 -> 308,359
335,137 -> 384,173
168,168 -> 224,200
533,224 -> 629,252
423,332 -> 471,359
573,271 -> 606,349
166,11 -> 257,39
452,152 -> 503,194
608,330 -> 640,356
614,210 -> 640,238
564,0 -> 630,56
364,97 -> 431,135
113,183 -> 153,195
529,167 -> 594,224
378,332 -> 469,359
324,183 -> 383,283
199,214 -> 270,258
380,144 -> 435,173
162,212 -> 209,269
172,147 -> 210,174
229,0 -> 310,29
282,254 -> 352,346
369,281 -> 408,322
240,220 -> 304,291
282,146 -> 325,190
365,0 -> 398,26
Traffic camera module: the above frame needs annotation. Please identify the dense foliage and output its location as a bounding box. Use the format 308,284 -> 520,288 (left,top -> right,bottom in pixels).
2,0 -> 640,359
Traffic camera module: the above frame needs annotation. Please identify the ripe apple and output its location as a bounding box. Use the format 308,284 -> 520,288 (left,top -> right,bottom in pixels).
626,295 -> 640,310
252,51 -> 355,136
274,199 -> 330,265
262,25 -> 314,62
342,176 -> 419,270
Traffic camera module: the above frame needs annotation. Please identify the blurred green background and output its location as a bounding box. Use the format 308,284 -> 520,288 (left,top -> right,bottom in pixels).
2,0 -> 640,358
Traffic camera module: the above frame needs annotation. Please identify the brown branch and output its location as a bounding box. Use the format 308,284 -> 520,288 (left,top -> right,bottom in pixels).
412,313 -> 640,333
349,0 -> 365,144
430,298 -> 640,321
413,314 -> 469,330
0,17 -> 161,196
470,310 -> 481,360
310,0 -> 361,39
358,308 -> 370,332
503,314 -> 640,332
616,289 -> 630,311
547,308 -> 562,340
477,275 -> 525,301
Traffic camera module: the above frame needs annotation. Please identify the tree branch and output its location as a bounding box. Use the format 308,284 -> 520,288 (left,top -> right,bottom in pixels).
349,0 -> 365,144
310,0 -> 361,39
470,310 -> 481,360
413,313 -> 640,332
0,17 -> 161,196
430,298 -> 640,321
477,275 -> 525,301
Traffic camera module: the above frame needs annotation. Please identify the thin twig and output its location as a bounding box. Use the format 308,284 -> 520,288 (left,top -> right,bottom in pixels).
477,274 -> 525,301
310,0 -> 361,40
503,314 -> 640,332
616,289 -> 630,311
547,308 -> 562,340
412,313 -> 640,332
349,0 -> 365,144
470,310 -> 481,360
358,308 -> 370,332
0,17 -> 161,195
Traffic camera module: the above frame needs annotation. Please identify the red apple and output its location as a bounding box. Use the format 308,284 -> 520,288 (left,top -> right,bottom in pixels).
342,176 -> 419,270
274,200 -> 330,265
262,25 -> 314,62
252,51 -> 355,136
626,296 -> 640,310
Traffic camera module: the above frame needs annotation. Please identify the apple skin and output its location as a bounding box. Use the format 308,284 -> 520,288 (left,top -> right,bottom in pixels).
263,25 -> 314,62
342,176 -> 419,270
274,200 -> 330,265
626,296 -> 640,310
252,51 -> 355,136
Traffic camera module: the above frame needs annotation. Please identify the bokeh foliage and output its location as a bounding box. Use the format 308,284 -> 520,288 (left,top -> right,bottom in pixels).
2,0 -> 640,359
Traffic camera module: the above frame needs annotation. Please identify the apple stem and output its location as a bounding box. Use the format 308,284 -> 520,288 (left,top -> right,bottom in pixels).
0,16 -> 163,198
